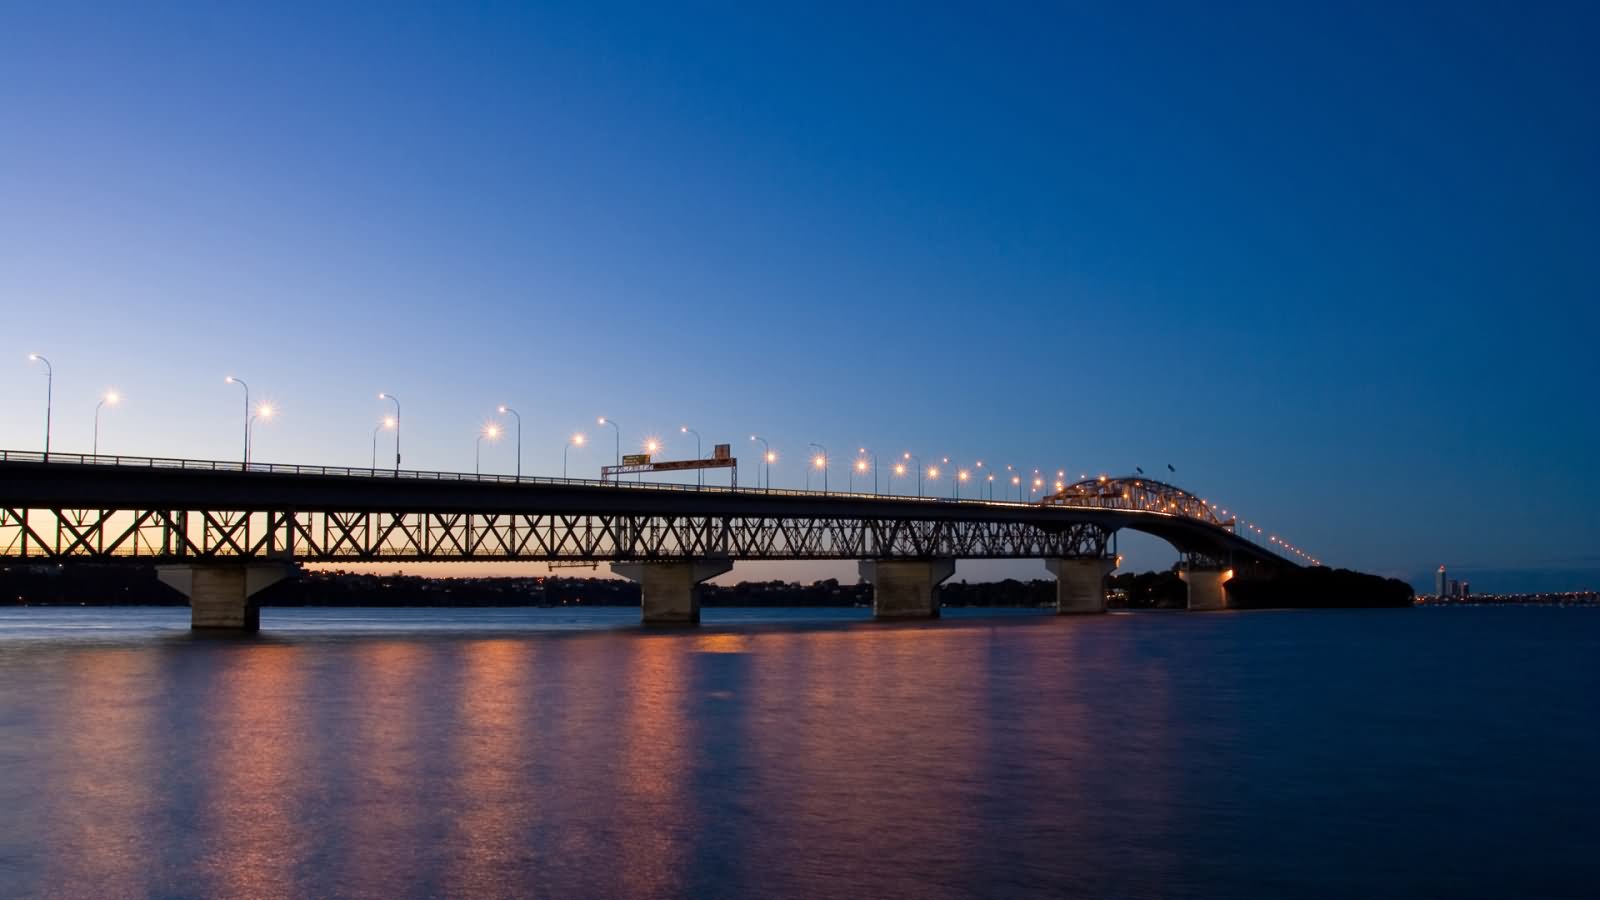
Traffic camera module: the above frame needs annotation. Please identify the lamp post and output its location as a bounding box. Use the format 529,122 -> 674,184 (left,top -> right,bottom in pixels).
750,435 -> 771,491
496,406 -> 522,479
372,417 -> 395,472
93,391 -> 120,457
855,447 -> 878,494
225,376 -> 249,465
903,452 -> 922,497
26,354 -> 52,460
565,433 -> 585,478
378,393 -> 401,474
598,417 -> 619,467
477,423 -> 501,475
247,404 -> 274,466
808,443 -> 828,494
681,426 -> 703,486
642,437 -> 660,482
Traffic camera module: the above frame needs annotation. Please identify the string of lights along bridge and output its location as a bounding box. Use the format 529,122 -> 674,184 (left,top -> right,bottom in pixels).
11,355 -> 1323,568
8,357 -> 1321,632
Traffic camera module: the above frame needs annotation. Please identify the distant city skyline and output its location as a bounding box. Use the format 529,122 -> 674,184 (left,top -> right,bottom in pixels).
3,3 -> 1596,590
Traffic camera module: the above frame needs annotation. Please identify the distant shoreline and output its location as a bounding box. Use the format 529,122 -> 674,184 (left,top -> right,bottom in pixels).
2,563 -> 1418,609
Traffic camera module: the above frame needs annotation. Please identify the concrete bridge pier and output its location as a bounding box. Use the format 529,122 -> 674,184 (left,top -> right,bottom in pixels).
156,563 -> 292,633
1181,567 -> 1234,611
1048,557 -> 1116,614
611,558 -> 733,625
859,558 -> 955,619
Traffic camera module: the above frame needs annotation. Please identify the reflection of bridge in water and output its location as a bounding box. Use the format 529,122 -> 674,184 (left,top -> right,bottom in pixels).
0,451 -> 1298,631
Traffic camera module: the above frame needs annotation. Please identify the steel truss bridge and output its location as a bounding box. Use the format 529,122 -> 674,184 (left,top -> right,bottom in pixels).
0,452 -> 1295,572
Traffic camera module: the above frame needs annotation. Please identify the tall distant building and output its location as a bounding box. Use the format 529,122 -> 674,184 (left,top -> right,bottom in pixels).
1436,565 -> 1448,598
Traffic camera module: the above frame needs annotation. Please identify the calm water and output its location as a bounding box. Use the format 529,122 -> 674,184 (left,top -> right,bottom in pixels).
1,606 -> 1595,899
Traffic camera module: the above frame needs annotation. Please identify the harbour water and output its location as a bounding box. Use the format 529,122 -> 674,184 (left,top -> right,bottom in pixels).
1,606 -> 1596,898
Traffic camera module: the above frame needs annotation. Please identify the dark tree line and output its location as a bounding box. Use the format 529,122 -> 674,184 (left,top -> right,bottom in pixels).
2,562 -> 1413,609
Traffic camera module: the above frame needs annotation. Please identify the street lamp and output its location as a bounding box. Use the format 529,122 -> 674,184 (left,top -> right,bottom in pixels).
564,432 -> 585,478
681,426 -> 703,486
225,376 -> 249,465
477,422 -> 502,475
247,404 -> 274,466
598,417 -> 620,467
957,468 -> 970,499
371,416 -> 395,472
809,443 -> 828,493
26,354 -> 52,459
903,452 -> 923,497
750,435 -> 772,492
1011,474 -> 1022,501
855,447 -> 878,494
93,391 -> 120,457
641,436 -> 661,482
378,393 -> 401,474
497,405 -> 522,479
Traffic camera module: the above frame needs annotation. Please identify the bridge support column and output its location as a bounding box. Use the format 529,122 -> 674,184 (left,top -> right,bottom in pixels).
611,558 -> 732,625
1181,567 -> 1234,611
859,558 -> 955,619
1048,557 -> 1116,614
156,563 -> 291,633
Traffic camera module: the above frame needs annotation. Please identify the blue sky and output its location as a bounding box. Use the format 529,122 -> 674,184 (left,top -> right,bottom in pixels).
2,2 -> 1596,590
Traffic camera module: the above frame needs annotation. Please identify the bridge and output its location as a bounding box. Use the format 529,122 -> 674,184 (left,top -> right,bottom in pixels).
0,451 -> 1297,631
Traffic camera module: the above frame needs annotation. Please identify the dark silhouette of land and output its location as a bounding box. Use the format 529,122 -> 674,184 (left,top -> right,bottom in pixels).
2,563 -> 1414,609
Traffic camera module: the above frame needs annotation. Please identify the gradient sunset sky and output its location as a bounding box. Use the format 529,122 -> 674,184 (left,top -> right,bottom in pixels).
3,3 -> 1596,590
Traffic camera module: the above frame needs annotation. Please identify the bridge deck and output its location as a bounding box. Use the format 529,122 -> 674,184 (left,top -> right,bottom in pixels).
0,451 -> 1294,567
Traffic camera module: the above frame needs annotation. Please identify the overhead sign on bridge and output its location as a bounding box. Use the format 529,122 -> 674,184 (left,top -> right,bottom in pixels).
602,449 -> 738,486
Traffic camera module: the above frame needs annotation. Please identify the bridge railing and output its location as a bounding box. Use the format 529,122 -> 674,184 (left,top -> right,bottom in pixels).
0,449 -> 1029,505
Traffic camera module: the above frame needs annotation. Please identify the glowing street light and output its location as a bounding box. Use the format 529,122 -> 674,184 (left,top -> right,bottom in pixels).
957,468 -> 970,500
855,447 -> 878,494
681,426 -> 703,486
564,432 -> 586,478
750,435 -> 772,491
476,422 -> 502,475
497,405 -> 523,479
247,403 -> 274,466
371,416 -> 395,472
378,393 -> 401,474
225,376 -> 249,465
903,452 -> 923,497
808,442 -> 828,493
92,391 -> 120,457
598,417 -> 620,466
26,354 -> 53,460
